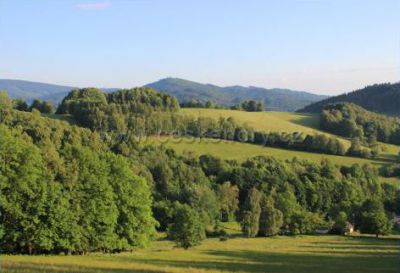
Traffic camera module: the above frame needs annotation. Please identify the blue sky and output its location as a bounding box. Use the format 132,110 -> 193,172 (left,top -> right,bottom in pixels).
0,0 -> 399,95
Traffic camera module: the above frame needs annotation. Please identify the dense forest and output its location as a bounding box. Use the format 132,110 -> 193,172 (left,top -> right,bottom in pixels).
320,103 -> 400,146
0,108 -> 156,254
300,83 -> 400,116
0,89 -> 398,254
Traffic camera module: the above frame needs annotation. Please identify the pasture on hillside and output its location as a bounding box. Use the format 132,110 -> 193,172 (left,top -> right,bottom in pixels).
179,108 -> 400,161
146,136 -> 395,169
180,108 -> 322,134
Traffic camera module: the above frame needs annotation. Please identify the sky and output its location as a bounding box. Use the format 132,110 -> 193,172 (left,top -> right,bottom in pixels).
0,0 -> 399,95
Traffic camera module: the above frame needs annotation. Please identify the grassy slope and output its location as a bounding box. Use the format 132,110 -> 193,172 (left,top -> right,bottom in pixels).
181,108 -> 322,134
147,136 -> 390,168
179,108 -> 399,161
2,233 -> 399,273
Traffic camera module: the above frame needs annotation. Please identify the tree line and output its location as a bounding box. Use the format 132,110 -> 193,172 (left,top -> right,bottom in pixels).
180,99 -> 264,112
0,92 -> 54,114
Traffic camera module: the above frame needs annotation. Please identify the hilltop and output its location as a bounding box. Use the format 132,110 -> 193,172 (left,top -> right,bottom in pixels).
299,82 -> 400,115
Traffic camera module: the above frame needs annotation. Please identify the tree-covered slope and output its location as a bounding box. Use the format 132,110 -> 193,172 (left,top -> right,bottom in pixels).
0,108 -> 156,254
145,78 -> 328,112
0,79 -> 75,102
320,103 -> 400,145
0,79 -> 117,103
299,83 -> 400,115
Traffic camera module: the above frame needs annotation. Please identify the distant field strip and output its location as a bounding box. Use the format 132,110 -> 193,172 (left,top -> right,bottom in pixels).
146,136 -> 393,168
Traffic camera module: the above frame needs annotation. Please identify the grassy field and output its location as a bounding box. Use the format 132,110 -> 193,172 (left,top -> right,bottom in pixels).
146,136 -> 395,169
180,108 -> 322,134
179,108 -> 400,161
2,232 -> 399,273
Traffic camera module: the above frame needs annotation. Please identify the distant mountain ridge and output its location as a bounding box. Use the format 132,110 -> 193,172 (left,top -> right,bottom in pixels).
0,79 -> 118,103
299,82 -> 400,116
0,79 -> 76,103
0,78 -> 327,112
145,78 -> 328,111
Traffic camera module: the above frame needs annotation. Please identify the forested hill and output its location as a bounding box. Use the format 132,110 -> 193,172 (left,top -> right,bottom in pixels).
299,83 -> 400,116
0,79 -> 75,103
145,78 -> 328,112
320,102 -> 400,146
0,79 -> 117,104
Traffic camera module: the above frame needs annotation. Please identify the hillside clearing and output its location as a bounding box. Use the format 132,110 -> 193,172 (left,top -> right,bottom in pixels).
179,108 -> 399,161
44,109 -> 399,162
180,109 -> 323,134
146,136 -> 393,168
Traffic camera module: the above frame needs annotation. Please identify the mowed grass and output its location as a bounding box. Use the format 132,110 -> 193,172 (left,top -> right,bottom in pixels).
2,234 -> 399,273
146,136 -> 393,168
179,108 -> 400,161
180,108 -> 322,134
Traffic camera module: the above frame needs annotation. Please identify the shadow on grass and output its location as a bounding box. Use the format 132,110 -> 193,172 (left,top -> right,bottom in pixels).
300,236 -> 400,251
3,236 -> 399,273
288,113 -> 321,129
115,236 -> 400,273
117,250 -> 399,273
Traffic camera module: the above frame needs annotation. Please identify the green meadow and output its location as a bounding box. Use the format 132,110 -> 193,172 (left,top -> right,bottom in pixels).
180,108 -> 323,134
179,108 -> 399,161
2,231 -> 399,273
146,136 -> 395,168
